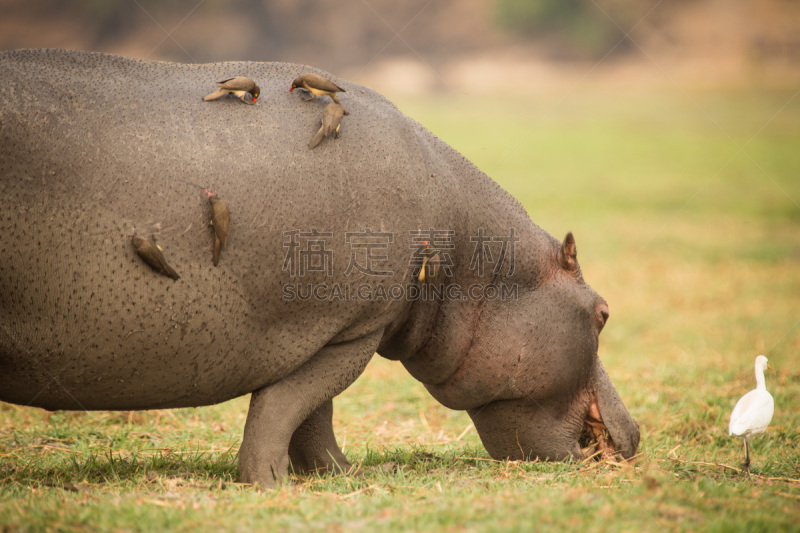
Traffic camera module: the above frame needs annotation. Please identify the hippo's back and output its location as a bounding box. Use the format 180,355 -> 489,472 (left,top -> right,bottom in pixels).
0,49 -> 464,411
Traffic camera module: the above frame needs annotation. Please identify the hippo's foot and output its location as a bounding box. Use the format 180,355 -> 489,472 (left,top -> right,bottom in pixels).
239,450 -> 292,488
288,399 -> 353,476
238,330 -> 381,488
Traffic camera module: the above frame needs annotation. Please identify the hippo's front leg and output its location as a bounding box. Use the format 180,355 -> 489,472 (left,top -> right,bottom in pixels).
238,330 -> 381,487
288,399 -> 352,475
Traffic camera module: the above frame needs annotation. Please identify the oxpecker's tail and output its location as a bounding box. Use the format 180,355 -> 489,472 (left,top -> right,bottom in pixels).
308,126 -> 325,149
202,89 -> 227,101
213,237 -> 222,266
163,265 -> 181,280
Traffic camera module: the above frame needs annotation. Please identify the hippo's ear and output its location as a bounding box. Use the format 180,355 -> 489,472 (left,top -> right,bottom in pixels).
557,232 -> 578,272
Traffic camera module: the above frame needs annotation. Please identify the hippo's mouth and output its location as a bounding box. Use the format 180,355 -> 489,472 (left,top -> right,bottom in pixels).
578,387 -> 617,460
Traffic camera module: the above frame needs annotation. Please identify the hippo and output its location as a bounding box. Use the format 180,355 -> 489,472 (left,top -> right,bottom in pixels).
0,49 -> 639,487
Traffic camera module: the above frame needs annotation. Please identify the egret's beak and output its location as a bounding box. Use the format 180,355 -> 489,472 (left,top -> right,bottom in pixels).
767,364 -> 773,370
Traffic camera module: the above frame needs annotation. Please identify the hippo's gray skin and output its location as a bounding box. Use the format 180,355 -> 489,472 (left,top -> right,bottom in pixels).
0,49 -> 639,487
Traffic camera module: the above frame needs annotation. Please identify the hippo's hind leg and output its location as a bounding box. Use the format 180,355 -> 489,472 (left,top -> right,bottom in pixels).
288,399 -> 352,475
238,330 -> 380,487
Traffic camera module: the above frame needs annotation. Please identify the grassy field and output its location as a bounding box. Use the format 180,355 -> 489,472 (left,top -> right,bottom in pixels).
2,87 -> 799,532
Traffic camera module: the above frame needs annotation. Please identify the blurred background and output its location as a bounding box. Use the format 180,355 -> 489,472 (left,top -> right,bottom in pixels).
1,0 -> 799,93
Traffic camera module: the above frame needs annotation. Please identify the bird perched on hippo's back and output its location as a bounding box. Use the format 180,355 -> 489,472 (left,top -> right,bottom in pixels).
206,191 -> 230,266
291,73 -> 345,104
203,77 -> 260,104
131,235 -> 180,280
308,103 -> 347,149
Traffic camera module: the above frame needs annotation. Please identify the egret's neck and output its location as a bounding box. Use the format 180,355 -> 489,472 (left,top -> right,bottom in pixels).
755,366 -> 767,391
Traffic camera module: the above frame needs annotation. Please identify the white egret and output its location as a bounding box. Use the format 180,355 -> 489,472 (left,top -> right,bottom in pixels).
729,355 -> 774,472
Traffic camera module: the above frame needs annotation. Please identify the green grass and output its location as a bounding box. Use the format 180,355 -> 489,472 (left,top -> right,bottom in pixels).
2,87 -> 800,531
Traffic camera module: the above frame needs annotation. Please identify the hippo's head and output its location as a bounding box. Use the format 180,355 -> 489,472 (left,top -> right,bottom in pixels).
416,232 -> 639,462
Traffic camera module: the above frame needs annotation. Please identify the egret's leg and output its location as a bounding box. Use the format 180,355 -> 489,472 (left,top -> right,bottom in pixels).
742,437 -> 751,473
